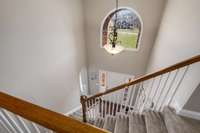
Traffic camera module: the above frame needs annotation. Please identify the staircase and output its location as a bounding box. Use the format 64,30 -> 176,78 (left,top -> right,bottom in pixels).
0,55 -> 199,133
92,106 -> 200,133
80,55 -> 200,133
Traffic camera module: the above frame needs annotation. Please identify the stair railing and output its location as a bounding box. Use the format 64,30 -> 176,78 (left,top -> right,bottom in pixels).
81,54 -> 200,122
0,92 -> 109,133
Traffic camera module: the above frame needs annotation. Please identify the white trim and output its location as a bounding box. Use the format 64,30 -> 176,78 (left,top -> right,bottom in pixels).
179,109 -> 200,121
0,110 -> 18,133
17,116 -> 32,133
171,101 -> 182,113
2,110 -> 25,133
100,7 -> 143,52
32,123 -> 41,133
65,106 -> 81,116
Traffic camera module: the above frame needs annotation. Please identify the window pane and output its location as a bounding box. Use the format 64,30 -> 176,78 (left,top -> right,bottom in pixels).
102,8 -> 142,50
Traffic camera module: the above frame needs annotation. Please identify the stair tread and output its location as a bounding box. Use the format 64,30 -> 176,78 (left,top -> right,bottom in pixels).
163,107 -> 200,133
144,111 -> 168,133
103,116 -> 116,133
114,115 -> 129,133
129,113 -> 146,133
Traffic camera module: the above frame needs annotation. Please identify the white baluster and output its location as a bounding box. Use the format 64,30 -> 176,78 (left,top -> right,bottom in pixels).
108,94 -> 111,116
17,116 -> 32,133
134,83 -> 142,112
119,89 -> 125,114
154,72 -> 171,110
112,92 -> 116,116
93,98 -> 96,121
32,123 -> 41,133
129,85 -> 136,113
1,109 -> 24,133
86,101 -> 91,122
143,79 -> 155,111
168,66 -> 189,106
159,69 -> 179,111
100,97 -> 103,118
116,90 -> 121,115
0,118 -> 12,133
103,95 -> 107,117
151,75 -> 163,109
124,86 -> 132,114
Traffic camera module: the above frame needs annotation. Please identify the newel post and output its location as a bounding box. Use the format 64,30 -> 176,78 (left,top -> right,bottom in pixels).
80,95 -> 87,123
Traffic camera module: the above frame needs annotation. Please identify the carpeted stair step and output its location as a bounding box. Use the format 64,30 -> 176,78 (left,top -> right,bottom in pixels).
114,115 -> 129,133
144,111 -> 168,133
103,116 -> 116,133
163,107 -> 199,133
129,113 -> 146,133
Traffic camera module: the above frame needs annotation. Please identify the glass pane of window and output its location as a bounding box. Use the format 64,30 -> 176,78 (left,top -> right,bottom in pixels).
102,8 -> 142,50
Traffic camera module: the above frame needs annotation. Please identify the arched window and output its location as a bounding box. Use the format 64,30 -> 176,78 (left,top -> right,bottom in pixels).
101,8 -> 142,50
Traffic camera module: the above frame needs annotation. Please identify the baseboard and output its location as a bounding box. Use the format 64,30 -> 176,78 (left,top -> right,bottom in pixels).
65,106 -> 81,116
171,100 -> 182,113
179,109 -> 200,121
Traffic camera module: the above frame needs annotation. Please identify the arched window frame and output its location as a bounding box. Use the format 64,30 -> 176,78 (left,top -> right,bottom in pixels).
100,7 -> 143,51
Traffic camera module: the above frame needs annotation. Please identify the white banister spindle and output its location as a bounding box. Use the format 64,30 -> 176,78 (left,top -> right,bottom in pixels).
124,86 -> 132,113
154,72 -> 171,110
114,94 -> 117,116
151,75 -> 163,109
122,88 -> 128,114
86,100 -> 91,121
159,69 -> 179,111
143,78 -> 155,110
108,95 -> 111,116
100,97 -> 103,118
92,99 -> 95,121
0,110 -> 17,133
16,116 -> 32,133
92,98 -> 96,121
119,88 -> 125,113
129,85 -> 136,107
111,93 -> 115,116
32,123 -> 41,133
113,92 -> 117,116
138,85 -> 146,113
168,66 -> 189,106
1,109 -> 25,133
110,94 -> 113,116
97,97 -> 101,118
0,119 -> 12,133
116,90 -> 121,114
104,96 -> 107,117
134,83 -> 143,111
129,86 -> 135,113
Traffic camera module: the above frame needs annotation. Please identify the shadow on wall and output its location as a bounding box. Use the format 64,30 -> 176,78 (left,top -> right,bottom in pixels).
184,83 -> 200,112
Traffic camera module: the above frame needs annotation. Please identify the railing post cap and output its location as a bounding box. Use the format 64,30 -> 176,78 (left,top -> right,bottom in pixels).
80,95 -> 87,103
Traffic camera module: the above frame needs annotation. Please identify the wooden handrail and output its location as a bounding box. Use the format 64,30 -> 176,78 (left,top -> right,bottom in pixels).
86,54 -> 200,101
0,92 -> 109,133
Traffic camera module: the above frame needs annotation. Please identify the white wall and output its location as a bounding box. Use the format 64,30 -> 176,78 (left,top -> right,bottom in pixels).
147,0 -> 200,111
83,0 -> 166,93
184,84 -> 200,112
0,0 -> 86,113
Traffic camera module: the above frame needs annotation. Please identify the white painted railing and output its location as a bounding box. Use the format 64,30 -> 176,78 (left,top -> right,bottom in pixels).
0,108 -> 53,133
81,55 -> 200,123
